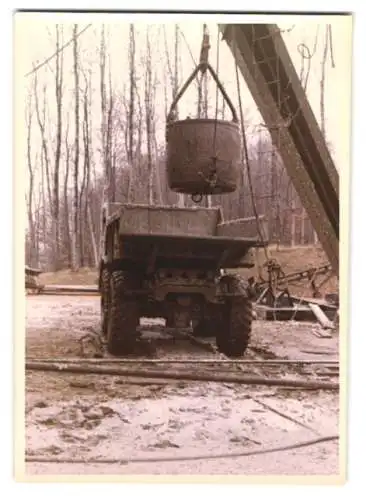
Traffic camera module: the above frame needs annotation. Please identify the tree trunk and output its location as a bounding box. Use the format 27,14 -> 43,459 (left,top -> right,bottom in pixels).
106,58 -> 114,202
100,25 -> 109,197
26,91 -> 36,267
126,23 -> 136,203
34,74 -> 52,214
144,27 -> 154,205
40,149 -> 46,258
51,25 -> 64,271
164,25 -> 185,208
290,198 -> 296,247
320,25 -> 329,140
79,93 -> 89,268
300,207 -> 306,245
64,127 -> 72,268
72,24 -> 80,270
87,203 -> 98,267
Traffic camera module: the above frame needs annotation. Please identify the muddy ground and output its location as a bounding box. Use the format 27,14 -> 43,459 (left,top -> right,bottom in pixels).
24,295 -> 340,477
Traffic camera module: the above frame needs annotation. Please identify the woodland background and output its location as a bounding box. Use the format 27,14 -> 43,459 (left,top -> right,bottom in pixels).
23,21 -> 338,272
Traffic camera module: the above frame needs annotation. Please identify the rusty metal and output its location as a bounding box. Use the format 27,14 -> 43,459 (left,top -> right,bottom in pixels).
248,261 -> 333,305
166,62 -> 241,196
25,266 -> 43,292
103,203 -> 266,271
219,24 -> 339,274
38,285 -> 98,295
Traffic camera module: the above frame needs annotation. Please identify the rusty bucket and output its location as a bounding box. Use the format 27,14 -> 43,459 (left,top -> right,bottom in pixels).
166,63 -> 241,196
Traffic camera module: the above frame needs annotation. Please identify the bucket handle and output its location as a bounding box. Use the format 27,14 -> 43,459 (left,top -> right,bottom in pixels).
167,62 -> 238,124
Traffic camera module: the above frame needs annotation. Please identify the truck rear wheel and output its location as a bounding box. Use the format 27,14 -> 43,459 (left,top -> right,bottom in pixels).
107,271 -> 139,356
100,268 -> 110,337
216,275 -> 252,357
216,297 -> 252,357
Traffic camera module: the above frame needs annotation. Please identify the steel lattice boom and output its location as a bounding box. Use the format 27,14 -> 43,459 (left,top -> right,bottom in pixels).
219,24 -> 339,273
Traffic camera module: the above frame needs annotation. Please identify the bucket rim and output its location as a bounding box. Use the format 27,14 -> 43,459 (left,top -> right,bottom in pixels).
166,118 -> 239,127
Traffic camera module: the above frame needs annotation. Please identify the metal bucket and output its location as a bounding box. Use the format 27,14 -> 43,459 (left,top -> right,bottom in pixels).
166,62 -> 241,196
166,118 -> 241,195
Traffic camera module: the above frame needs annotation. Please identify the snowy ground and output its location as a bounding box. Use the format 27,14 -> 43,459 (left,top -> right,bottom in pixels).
23,295 -> 340,477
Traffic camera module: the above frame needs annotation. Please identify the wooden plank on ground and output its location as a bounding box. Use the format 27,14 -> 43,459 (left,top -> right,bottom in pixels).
308,303 -> 334,329
312,329 -> 333,339
41,285 -> 99,294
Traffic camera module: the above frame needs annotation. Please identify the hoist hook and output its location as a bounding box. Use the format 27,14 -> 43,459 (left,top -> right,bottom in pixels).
191,193 -> 203,204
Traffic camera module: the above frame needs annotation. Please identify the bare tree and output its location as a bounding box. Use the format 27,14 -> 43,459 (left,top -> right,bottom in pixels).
100,25 -> 109,198
128,24 -> 135,165
98,25 -> 116,264
52,24 -> 64,270
63,117 -> 72,267
144,27 -> 154,205
79,76 -> 88,267
320,25 -> 335,141
270,143 -> 279,242
84,68 -> 99,267
26,21 -> 337,271
106,55 -> 115,202
80,67 -> 98,267
163,24 -> 185,207
26,89 -> 36,266
320,25 -> 329,139
72,24 -> 80,270
39,139 -> 47,253
297,31 -> 321,246
126,23 -> 136,202
34,74 -> 52,210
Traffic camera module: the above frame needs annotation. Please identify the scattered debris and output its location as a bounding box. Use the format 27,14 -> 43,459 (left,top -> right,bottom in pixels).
150,439 -> 180,449
308,303 -> 334,329
25,294 -> 339,476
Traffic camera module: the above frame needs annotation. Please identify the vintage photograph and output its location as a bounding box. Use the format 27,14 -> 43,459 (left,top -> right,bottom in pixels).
16,11 -> 351,479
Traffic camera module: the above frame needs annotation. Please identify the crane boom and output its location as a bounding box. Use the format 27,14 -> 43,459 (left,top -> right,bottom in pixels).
219,24 -> 339,273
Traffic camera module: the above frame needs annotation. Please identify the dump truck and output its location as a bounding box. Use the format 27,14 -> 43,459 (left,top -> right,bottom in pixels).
99,202 -> 267,358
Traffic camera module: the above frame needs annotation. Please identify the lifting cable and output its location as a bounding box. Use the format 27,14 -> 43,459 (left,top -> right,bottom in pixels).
233,31 -> 270,268
191,24 -> 221,204
328,24 -> 335,68
212,26 -> 221,172
297,24 -> 320,92
200,24 -> 220,199
25,24 -> 92,77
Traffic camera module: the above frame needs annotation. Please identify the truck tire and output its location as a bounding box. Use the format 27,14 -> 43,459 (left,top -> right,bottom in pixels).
216,297 -> 252,357
107,271 -> 139,356
100,268 -> 110,337
216,275 -> 252,357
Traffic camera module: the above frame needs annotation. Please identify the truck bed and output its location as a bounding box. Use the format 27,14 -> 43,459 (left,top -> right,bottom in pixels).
117,232 -> 261,270
107,203 -> 267,241
106,203 -> 267,270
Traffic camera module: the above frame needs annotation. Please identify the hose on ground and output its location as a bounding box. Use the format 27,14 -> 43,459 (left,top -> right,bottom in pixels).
26,434 -> 339,465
